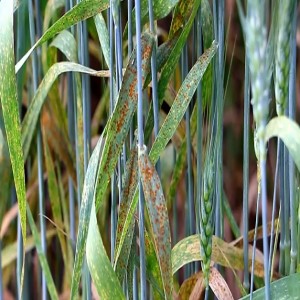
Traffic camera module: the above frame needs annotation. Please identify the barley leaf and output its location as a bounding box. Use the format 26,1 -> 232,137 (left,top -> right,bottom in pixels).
94,33 -> 154,209
72,34 -> 153,299
86,202 -> 125,299
16,0 -> 110,73
22,62 -> 116,163
138,146 -> 172,298
27,206 -> 59,300
71,135 -> 105,299
115,41 -> 217,266
0,0 -> 26,293
1,230 -> 56,269
171,235 -> 265,278
149,40 -> 218,162
114,143 -> 138,283
265,116 -> 300,172
240,273 -> 300,300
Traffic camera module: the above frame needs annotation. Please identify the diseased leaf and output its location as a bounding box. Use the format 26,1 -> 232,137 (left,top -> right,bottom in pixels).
138,146 -> 172,298
209,267 -> 234,300
71,135 -> 105,299
149,41 -> 218,163
114,142 -> 138,283
72,33 -> 153,299
171,235 -> 265,278
115,41 -> 217,267
87,202 -> 125,299
21,61 -> 117,163
94,33 -> 154,209
16,0 -> 110,72
144,0 -> 203,141
0,0 -> 26,293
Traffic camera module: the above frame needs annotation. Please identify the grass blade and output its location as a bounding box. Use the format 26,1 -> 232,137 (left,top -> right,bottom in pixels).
87,199 -> 125,299
115,41 -> 217,266
138,146 -> 172,298
240,273 -> 300,300
265,116 -> 300,172
21,61 -> 117,162
171,235 -> 265,278
0,1 -> 27,295
70,134 -> 105,299
15,0 -> 110,72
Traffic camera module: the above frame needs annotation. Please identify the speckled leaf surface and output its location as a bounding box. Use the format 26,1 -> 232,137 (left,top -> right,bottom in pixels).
71,135 -> 104,299
115,42 -> 217,266
126,0 -> 179,38
94,33 -> 154,209
87,202 -> 125,299
144,0 -> 202,141
149,41 -> 217,163
138,146 -> 172,298
144,228 -> 164,299
0,0 -> 26,290
171,235 -> 264,278
16,0 -> 110,72
50,30 -> 78,62
265,116 -> 300,172
22,61 -> 115,162
0,115 -> 12,225
209,267 -> 234,300
114,142 -> 138,283
240,273 -> 300,300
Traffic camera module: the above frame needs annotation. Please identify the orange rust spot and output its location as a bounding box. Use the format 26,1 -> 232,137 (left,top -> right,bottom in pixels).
129,78 -> 137,98
116,101 -> 129,132
142,45 -> 152,60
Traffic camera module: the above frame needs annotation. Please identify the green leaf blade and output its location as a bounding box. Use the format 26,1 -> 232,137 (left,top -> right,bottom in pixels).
138,147 -> 172,298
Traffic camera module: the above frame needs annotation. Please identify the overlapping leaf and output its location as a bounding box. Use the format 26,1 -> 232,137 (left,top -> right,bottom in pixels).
138,146 -> 172,298
265,116 -> 300,171
72,33 -> 154,298
0,1 -> 26,293
171,235 -> 265,278
16,0 -> 110,72
115,41 -> 217,269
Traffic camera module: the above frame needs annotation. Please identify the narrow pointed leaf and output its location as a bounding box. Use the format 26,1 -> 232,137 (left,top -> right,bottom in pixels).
16,0 -> 110,72
138,146 -> 172,298
171,235 -> 265,278
27,206 -> 59,300
149,40 -> 217,163
114,143 -> 138,283
21,62 -> 116,162
87,202 -> 125,299
94,33 -> 154,209
0,0 -> 26,292
71,135 -> 105,299
115,41 -> 217,265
